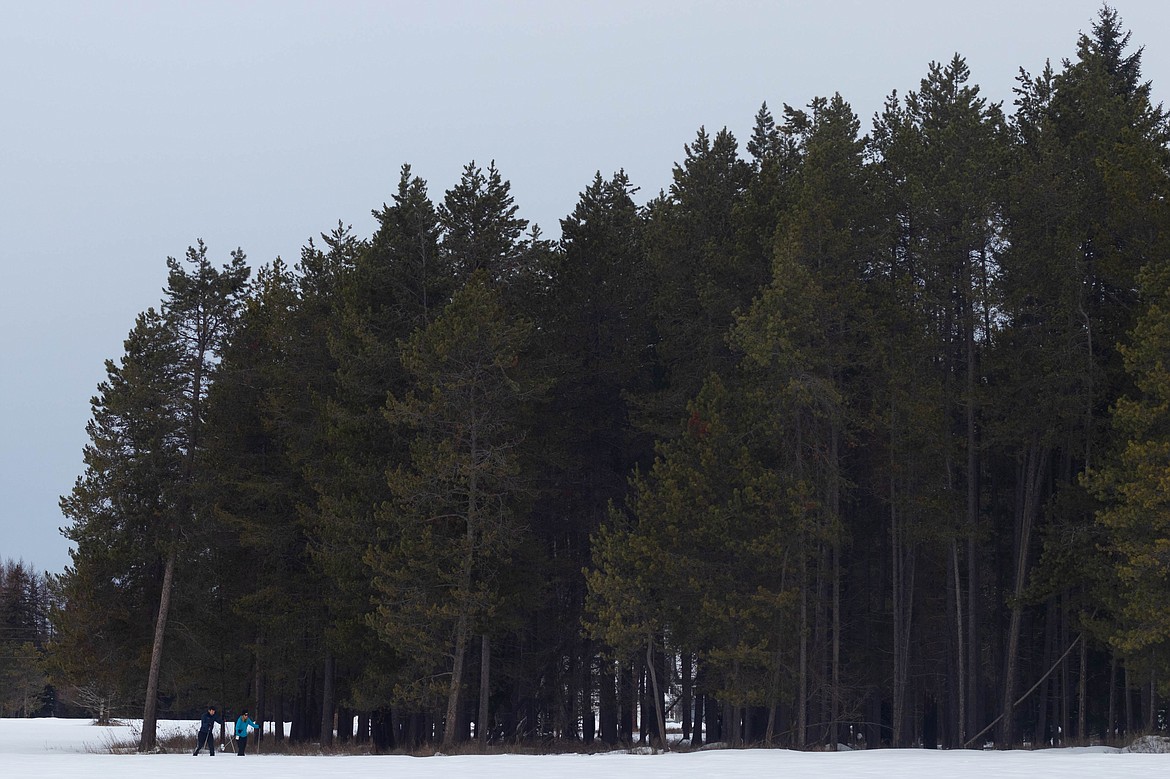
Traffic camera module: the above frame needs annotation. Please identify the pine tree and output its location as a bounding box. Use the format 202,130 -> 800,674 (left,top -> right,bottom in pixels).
998,6 -> 1170,744
1094,259 -> 1170,676
56,308 -> 186,722
732,94 -> 875,747
367,273 -> 541,747
0,561 -> 50,716
313,171 -> 442,738
439,160 -> 529,285
638,127 -> 756,434
869,54 -> 1007,746
532,170 -> 656,743
57,243 -> 249,749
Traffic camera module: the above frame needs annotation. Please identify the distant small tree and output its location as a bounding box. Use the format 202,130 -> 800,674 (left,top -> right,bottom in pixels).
60,683 -> 125,725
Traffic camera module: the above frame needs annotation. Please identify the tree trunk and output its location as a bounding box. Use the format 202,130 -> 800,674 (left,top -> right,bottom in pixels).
138,541 -> 177,752
692,688 -> 705,747
443,613 -> 470,749
1148,666 -> 1157,734
1037,600 -> 1055,746
963,248 -> 980,748
599,660 -> 617,744
444,453 -> 479,750
645,635 -> 667,750
1108,656 -> 1117,742
952,540 -> 966,747
1077,633 -> 1087,743
797,543 -> 808,748
619,660 -> 635,744
255,668 -> 266,747
831,538 -> 840,751
891,471 -> 916,749
1125,666 -> 1133,736
829,427 -> 841,751
478,634 -> 490,747
320,651 -> 335,747
1060,594 -> 1070,743
814,540 -> 828,746
998,443 -> 1049,748
967,532 -> 982,741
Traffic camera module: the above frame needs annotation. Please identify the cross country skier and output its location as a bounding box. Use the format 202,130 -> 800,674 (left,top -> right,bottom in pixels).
235,709 -> 260,755
193,704 -> 218,756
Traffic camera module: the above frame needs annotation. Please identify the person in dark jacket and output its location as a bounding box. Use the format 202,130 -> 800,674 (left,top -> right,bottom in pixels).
235,708 -> 259,755
193,704 -> 218,756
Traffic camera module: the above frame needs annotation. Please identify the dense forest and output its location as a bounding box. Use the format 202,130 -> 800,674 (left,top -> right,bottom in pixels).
45,6 -> 1170,754
0,560 -> 52,718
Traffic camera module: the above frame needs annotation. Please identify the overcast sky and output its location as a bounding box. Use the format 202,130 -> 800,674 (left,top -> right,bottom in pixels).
3,1 -> 1169,575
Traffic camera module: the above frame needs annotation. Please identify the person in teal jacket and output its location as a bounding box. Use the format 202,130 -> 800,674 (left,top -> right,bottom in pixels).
234,709 -> 260,756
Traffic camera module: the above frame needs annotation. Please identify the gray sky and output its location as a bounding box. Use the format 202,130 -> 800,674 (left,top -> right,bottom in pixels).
3,0 -> 1169,575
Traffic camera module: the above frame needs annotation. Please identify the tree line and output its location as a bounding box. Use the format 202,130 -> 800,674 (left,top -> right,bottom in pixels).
0,560 -> 52,717
49,6 -> 1170,753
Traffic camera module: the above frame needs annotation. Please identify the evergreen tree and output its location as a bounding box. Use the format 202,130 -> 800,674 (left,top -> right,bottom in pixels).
519,170 -> 657,744
367,273 -> 540,747
56,309 -> 186,723
998,5 -> 1170,744
869,54 -> 1007,746
638,127 -> 756,434
57,243 -> 249,749
313,171 -> 441,741
733,93 -> 875,747
0,561 -> 51,717
1093,259 -> 1170,681
439,160 -> 530,286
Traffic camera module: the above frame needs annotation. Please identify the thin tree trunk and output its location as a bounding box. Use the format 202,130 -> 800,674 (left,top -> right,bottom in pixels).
139,541 -> 177,752
1060,593 -> 1070,743
255,667 -> 266,747
798,542 -> 808,748
1148,666 -> 1156,734
1125,666 -> 1133,736
320,651 -> 335,747
479,634 -> 490,747
998,443 -> 1049,748
963,263 -> 979,748
443,613 -> 470,748
1077,632 -> 1087,743
952,540 -> 966,746
967,532 -> 981,739
814,539 -> 828,746
692,689 -> 705,748
445,438 -> 479,750
831,538 -> 840,751
891,471 -> 916,748
1108,656 -> 1117,742
645,634 -> 667,750
829,427 -> 841,751
965,635 -> 1081,748
1037,600 -> 1055,746
582,645 -> 595,744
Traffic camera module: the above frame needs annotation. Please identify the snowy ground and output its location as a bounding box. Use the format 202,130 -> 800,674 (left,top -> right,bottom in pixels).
3,718 -> 1170,779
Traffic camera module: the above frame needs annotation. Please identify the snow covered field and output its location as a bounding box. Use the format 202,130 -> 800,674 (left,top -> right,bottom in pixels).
3,717 -> 1170,779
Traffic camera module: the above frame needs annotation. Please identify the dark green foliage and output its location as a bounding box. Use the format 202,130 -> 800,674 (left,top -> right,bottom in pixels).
369,273 -> 542,744
55,243 -> 250,748
0,561 -> 51,717
50,5 -> 1170,753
